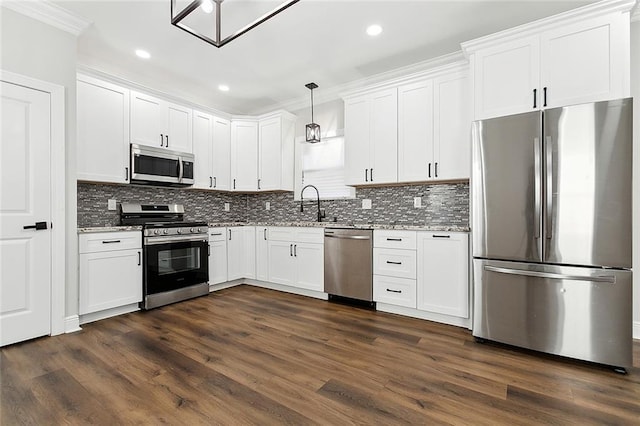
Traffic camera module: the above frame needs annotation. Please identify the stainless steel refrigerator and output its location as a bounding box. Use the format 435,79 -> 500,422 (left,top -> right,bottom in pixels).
471,98 -> 633,371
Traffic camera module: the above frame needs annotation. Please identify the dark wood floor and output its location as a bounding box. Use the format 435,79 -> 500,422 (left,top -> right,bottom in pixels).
2,285 -> 639,425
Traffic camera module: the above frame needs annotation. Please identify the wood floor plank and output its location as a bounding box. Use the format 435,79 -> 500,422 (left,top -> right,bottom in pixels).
2,285 -> 638,425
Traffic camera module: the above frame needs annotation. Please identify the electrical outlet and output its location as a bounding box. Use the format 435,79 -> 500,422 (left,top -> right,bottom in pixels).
413,197 -> 422,208
265,201 -> 271,210
362,199 -> 372,210
107,199 -> 117,211
224,202 -> 230,212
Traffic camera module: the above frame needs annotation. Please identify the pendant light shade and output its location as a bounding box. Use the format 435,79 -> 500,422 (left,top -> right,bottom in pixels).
305,82 -> 321,143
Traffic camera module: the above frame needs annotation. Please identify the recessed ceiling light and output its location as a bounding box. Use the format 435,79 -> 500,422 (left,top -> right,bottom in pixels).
135,49 -> 151,59
366,24 -> 383,37
200,0 -> 214,14
218,84 -> 230,92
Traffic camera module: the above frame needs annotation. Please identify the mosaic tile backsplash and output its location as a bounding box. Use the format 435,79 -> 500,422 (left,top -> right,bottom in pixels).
77,182 -> 469,228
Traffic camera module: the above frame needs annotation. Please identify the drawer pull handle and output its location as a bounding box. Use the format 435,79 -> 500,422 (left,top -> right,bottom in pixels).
386,289 -> 402,293
137,251 -> 141,266
210,233 -> 222,236
102,240 -> 121,244
386,238 -> 402,241
386,261 -> 402,265
432,235 -> 450,238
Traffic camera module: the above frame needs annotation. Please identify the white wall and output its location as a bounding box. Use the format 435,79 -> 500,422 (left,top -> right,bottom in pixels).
631,20 -> 639,339
0,8 -> 79,318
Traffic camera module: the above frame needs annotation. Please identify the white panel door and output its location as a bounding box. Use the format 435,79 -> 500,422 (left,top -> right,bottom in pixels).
76,76 -> 130,183
255,227 -> 269,281
398,80 -> 433,183
473,36 -> 540,120
417,232 -> 469,318
343,96 -> 370,185
130,91 -> 164,148
268,240 -> 295,286
369,88 -> 398,184
212,117 -> 231,191
208,236 -> 228,285
231,121 -> 258,191
540,14 -> 626,109
433,71 -> 471,180
294,243 -> 324,291
166,101 -> 192,153
242,227 -> 256,279
0,81 -> 51,347
226,227 -> 244,281
192,110 -> 213,189
258,117 -> 282,191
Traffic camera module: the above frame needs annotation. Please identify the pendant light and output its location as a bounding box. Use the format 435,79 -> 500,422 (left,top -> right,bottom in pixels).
305,82 -> 321,143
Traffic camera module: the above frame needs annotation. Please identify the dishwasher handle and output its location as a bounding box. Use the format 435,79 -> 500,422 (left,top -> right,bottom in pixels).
325,234 -> 371,240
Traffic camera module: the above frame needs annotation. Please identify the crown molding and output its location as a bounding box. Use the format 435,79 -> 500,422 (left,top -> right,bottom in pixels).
462,0 -> 637,55
249,50 -> 467,115
1,0 -> 91,35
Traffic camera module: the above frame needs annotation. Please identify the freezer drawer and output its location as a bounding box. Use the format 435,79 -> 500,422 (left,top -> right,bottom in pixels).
473,259 -> 632,369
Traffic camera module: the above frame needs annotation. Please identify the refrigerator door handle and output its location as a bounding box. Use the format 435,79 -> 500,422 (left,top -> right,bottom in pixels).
534,137 -> 541,239
484,265 -> 615,283
545,136 -> 553,240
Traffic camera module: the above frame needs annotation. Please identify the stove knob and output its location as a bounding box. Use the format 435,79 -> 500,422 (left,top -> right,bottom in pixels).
163,229 -> 168,235
154,229 -> 159,235
190,227 -> 195,233
199,227 -> 205,233
176,229 -> 182,234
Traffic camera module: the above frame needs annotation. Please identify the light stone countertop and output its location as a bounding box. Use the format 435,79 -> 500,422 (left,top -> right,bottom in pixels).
77,226 -> 142,233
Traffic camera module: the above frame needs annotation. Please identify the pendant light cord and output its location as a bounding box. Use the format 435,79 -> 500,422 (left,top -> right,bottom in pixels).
310,88 -> 314,122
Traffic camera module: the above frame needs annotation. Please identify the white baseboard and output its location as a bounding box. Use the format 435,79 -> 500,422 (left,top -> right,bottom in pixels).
244,279 -> 328,300
376,303 -> 471,329
79,303 -> 140,325
209,280 -> 243,292
634,321 -> 640,340
64,315 -> 82,333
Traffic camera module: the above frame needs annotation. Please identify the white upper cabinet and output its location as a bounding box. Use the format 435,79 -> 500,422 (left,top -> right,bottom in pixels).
192,110 -> 213,190
465,8 -> 631,120
398,80 -> 433,183
130,90 -> 192,152
77,75 -> 130,184
212,117 -> 231,191
258,112 -> 295,191
230,120 -> 258,191
344,88 -> 397,186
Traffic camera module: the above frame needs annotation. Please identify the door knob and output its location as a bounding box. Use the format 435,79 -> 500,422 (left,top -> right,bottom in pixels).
23,221 -> 48,230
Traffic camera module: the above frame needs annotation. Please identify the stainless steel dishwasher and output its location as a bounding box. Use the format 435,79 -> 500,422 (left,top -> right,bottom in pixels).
324,228 -> 373,303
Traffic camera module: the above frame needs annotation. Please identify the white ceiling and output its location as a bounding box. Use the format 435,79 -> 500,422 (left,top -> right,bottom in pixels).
54,0 -> 598,115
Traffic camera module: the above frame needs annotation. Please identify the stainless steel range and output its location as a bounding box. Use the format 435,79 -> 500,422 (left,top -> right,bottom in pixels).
120,203 -> 209,309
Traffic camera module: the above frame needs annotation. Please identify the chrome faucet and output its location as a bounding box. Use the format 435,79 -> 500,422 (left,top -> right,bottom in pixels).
300,184 -> 325,222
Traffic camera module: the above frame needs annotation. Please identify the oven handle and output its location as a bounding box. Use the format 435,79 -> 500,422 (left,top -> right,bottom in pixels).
144,235 -> 208,245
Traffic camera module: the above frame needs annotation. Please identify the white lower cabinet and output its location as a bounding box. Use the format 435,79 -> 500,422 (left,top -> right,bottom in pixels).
373,230 -> 417,308
227,227 -> 255,280
79,232 -> 142,315
208,228 -> 227,285
416,232 -> 469,318
267,227 -> 324,291
255,226 -> 269,281
373,275 -> 417,308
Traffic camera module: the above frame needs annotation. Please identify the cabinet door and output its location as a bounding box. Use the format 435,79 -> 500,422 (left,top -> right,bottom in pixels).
540,14 -> 628,109
255,227 -> 269,281
343,96 -> 370,185
79,248 -> 142,314
192,110 -> 213,189
77,77 -> 130,184
242,227 -> 256,279
369,88 -> 398,184
231,120 -> 258,191
212,117 -> 231,191
398,80 -> 433,183
268,240 -> 295,286
473,36 -> 540,120
294,242 -> 324,291
226,228 -> 244,280
258,117 -> 282,191
166,101 -> 192,153
209,239 -> 228,285
417,232 -> 469,318
130,91 -> 164,148
433,71 -> 471,180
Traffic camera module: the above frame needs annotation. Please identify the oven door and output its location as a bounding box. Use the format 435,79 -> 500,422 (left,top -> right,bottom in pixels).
144,237 -> 209,295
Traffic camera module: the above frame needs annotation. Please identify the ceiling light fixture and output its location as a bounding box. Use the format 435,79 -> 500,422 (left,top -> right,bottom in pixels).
135,49 -> 151,59
305,82 -> 321,144
366,24 -> 383,36
171,0 -> 300,48
218,84 -> 229,92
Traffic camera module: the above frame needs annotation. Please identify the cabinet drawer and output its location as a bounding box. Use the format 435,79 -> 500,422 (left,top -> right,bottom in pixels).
79,231 -> 141,254
373,248 -> 416,279
374,230 -> 417,249
209,227 -> 227,242
418,231 -> 467,242
294,227 -> 324,244
373,275 -> 416,308
268,227 -> 295,242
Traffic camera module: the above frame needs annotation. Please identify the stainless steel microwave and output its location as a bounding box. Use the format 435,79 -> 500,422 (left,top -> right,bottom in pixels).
130,144 -> 194,187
